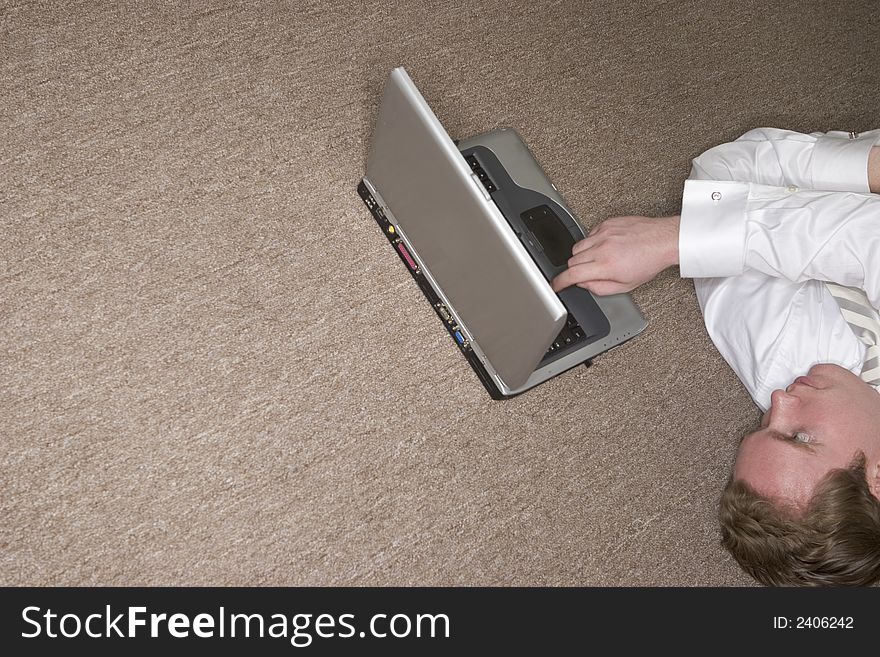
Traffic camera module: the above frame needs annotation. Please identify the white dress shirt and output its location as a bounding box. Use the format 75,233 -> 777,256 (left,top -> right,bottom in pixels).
678,128 -> 880,410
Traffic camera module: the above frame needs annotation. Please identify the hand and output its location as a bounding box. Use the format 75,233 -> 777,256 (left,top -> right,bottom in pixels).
551,215 -> 680,295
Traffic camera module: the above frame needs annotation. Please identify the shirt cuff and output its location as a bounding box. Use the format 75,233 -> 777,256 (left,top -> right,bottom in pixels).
812,129 -> 880,192
679,180 -> 749,278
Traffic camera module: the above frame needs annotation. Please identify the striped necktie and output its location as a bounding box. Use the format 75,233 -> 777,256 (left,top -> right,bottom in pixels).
825,282 -> 880,386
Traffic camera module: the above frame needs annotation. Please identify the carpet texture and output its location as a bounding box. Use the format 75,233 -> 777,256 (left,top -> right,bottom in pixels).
2,0 -> 878,586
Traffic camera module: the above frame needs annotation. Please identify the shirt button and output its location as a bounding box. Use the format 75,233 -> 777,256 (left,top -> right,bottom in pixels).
711,191 -> 722,201
787,185 -> 798,192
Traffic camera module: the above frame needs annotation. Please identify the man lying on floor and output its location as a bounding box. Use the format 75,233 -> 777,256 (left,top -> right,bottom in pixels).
553,128 -> 880,586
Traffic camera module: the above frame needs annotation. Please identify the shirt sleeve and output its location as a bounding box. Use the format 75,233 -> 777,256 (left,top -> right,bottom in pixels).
689,127 -> 879,191
679,127 -> 880,304
680,182 -> 880,308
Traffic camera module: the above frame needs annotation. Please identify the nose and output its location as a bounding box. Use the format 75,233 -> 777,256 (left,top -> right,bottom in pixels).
765,389 -> 799,433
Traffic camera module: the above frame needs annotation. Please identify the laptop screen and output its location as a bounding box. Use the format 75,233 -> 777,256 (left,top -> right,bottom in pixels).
364,68 -> 567,389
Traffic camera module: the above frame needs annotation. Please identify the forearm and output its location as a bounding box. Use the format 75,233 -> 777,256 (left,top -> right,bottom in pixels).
637,144 -> 874,282
678,137 -> 880,283
679,181 -> 880,306
691,128 -> 880,192
553,139 -> 877,296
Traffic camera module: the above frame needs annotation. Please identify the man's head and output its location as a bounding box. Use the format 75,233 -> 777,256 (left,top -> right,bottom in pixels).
720,364 -> 880,585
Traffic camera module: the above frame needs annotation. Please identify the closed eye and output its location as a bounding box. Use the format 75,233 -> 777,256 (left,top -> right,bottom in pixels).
768,430 -> 817,453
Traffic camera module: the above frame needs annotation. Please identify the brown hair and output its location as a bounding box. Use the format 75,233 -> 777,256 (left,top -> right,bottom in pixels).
719,455 -> 880,586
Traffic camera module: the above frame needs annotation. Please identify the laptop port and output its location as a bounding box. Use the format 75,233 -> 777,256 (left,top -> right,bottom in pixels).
453,330 -> 466,346
463,154 -> 496,193
436,304 -> 451,322
395,242 -> 418,271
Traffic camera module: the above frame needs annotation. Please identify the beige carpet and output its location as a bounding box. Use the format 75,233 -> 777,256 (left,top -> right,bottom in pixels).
2,0 -> 878,586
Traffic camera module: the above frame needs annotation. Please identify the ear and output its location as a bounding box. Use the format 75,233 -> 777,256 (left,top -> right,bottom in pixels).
869,458 -> 880,502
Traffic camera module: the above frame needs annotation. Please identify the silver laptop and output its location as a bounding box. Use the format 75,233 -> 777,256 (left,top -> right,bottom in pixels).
358,67 -> 646,398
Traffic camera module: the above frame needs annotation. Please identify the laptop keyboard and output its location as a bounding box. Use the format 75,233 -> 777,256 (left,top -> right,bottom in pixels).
547,314 -> 589,356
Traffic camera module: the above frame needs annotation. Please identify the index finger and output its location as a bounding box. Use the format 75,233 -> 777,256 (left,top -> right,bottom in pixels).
551,261 -> 604,292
